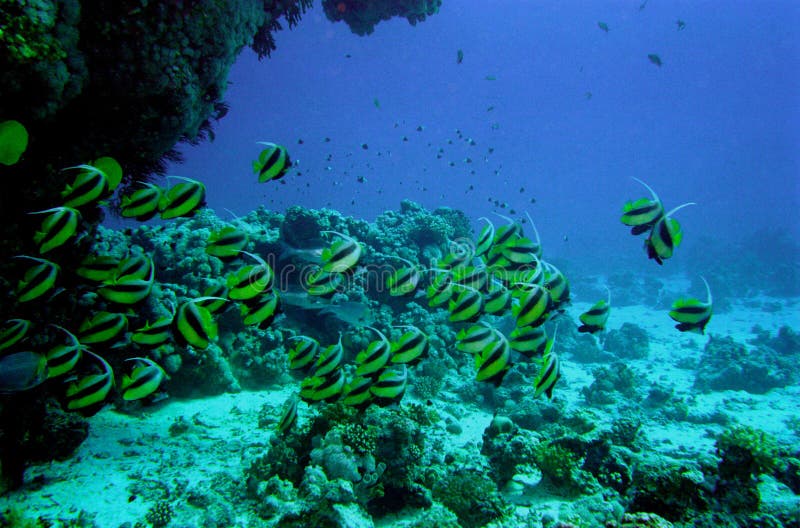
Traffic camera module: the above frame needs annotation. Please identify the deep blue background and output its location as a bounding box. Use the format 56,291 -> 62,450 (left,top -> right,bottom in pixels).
163,1 -> 800,277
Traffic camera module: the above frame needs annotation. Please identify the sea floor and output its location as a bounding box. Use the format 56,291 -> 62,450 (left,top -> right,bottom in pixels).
3,297 -> 799,527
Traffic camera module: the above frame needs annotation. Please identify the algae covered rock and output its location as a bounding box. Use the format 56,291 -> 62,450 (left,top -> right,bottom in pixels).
694,335 -> 793,393
604,322 -> 650,359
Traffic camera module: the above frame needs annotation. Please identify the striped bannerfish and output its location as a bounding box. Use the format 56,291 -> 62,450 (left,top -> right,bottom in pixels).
355,326 -> 391,378
312,334 -> 343,377
131,312 -> 174,348
578,286 -> 611,334
500,237 -> 540,265
390,325 -> 429,365
60,164 -> 109,208
448,285 -> 484,323
456,323 -> 498,354
287,335 -> 320,370
159,176 -> 206,219
321,230 -> 362,273
114,253 -> 153,281
197,284 -> 229,315
45,325 -> 84,378
119,357 -> 165,401
436,239 -> 475,270
426,271 -> 454,307
492,213 -> 523,247
174,298 -> 221,349
311,368 -> 345,403
65,351 -> 113,416
14,255 -> 59,303
98,257 -> 155,305
77,312 -> 128,345
621,178 -> 665,236
542,262 -> 570,308
483,281 -> 511,315
227,251 -> 273,301
475,217 -> 495,258
669,276 -> 713,334
453,265 -> 489,292
512,283 -> 551,328
533,328 -> 560,399
120,183 -> 164,221
342,375 -> 373,408
76,254 -> 119,282
509,325 -> 548,358
277,395 -> 298,433
645,202 -> 696,265
474,332 -> 511,386
0,319 -> 30,352
370,365 -> 407,406
253,142 -> 292,183
206,226 -> 249,260
241,291 -> 281,329
305,268 -> 344,297
386,256 -> 420,296
30,207 -> 80,254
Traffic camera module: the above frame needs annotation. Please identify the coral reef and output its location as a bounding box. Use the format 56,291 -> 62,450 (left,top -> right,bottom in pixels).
694,335 -> 794,393
603,322 -> 650,360
322,0 -> 442,36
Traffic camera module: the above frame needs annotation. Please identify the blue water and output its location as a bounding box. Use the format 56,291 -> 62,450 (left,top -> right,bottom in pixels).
165,1 -> 799,277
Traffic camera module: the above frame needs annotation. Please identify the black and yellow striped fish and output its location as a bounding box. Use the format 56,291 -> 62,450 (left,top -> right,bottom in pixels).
307,368 -> 345,403
453,265 -> 489,292
98,257 -> 155,305
483,281 -> 511,315
206,226 -> 249,260
578,287 -> 611,334
65,351 -> 113,416
475,217 -> 495,258
390,325 -> 429,365
197,284 -> 229,315
14,255 -> 59,303
533,330 -> 560,399
120,357 -> 165,401
321,231 -> 362,273
76,254 -> 119,283
174,298 -> 220,349
645,202 -> 695,265
474,332 -> 511,386
509,325 -> 548,358
342,375 -> 373,408
287,335 -> 320,370
426,271 -> 454,307
456,323 -> 498,354
370,365 -> 407,406
61,164 -> 109,208
77,312 -> 128,345
241,291 -> 281,329
0,318 -> 30,352
227,251 -> 273,301
386,257 -> 420,296
512,283 -> 550,328
312,335 -> 343,377
448,285 -> 484,323
669,277 -> 712,334
131,312 -> 173,348
253,142 -> 292,183
355,326 -> 391,378
277,395 -> 298,433
621,178 -> 665,236
30,206 -> 80,254
543,262 -> 570,308
159,176 -> 206,219
120,183 -> 164,221
304,268 -> 344,297
45,325 -> 84,378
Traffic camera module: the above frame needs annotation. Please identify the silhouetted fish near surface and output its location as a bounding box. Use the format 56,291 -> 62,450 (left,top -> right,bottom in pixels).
456,49 -> 464,64
648,54 -> 663,67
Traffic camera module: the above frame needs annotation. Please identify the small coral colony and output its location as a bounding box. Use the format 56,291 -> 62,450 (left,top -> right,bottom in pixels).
0,120 -> 711,430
